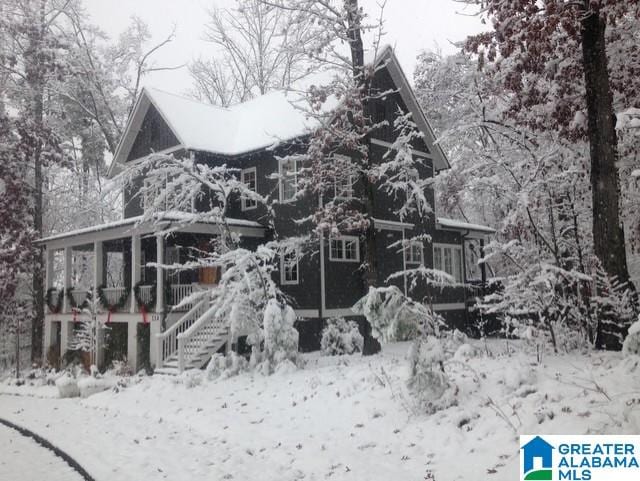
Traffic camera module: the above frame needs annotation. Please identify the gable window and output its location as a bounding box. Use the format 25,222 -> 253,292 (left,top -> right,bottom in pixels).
433,244 -> 463,282
279,158 -> 297,202
329,236 -> 359,262
405,241 -> 423,265
143,177 -> 166,212
241,167 -> 257,211
334,155 -> 355,199
280,249 -> 299,285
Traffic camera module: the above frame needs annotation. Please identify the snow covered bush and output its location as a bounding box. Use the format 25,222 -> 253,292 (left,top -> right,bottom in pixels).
320,318 -> 364,356
623,318 -> 640,357
260,299 -> 299,373
407,336 -> 457,414
55,372 -> 80,398
77,375 -> 113,398
353,286 -> 440,343
206,352 -> 249,380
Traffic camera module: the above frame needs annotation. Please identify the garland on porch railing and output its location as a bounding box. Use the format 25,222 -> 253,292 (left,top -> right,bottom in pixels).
45,287 -> 64,314
133,281 -> 157,324
97,284 -> 130,324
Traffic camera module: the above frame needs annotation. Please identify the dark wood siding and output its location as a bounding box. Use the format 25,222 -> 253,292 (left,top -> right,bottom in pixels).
127,104 -> 180,162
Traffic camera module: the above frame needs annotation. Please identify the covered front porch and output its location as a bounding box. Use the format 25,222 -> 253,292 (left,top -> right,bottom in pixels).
39,213 -> 265,372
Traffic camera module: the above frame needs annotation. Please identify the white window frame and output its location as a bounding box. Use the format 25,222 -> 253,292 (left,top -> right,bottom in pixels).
433,243 -> 463,282
241,167 -> 258,211
278,158 -> 297,203
334,154 -> 355,200
280,249 -> 299,285
329,236 -> 360,263
143,174 -> 195,213
405,241 -> 423,265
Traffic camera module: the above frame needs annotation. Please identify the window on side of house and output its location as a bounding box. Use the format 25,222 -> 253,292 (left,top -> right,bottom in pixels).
280,249 -> 299,285
333,154 -> 355,200
405,241 -> 423,265
241,167 -> 257,211
329,236 -> 360,262
279,158 -> 297,202
433,244 -> 463,282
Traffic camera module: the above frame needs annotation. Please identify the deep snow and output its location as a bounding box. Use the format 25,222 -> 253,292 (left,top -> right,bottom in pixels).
1,340 -> 639,481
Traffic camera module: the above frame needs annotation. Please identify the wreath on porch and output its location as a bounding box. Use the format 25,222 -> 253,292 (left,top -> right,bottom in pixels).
97,284 -> 130,312
45,287 -> 64,314
67,286 -> 91,310
133,281 -> 157,312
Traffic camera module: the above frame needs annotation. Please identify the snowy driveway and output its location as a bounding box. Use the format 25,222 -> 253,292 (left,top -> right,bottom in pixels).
0,422 -> 85,481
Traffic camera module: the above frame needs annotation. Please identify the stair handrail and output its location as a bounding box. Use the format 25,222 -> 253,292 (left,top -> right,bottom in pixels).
155,297 -> 208,368
177,303 -> 226,372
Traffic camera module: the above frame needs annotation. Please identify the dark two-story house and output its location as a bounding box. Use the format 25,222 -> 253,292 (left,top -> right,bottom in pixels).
38,45 -> 494,373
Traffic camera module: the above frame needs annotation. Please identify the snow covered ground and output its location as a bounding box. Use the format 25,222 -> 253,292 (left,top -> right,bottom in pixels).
0,423 -> 84,481
1,340 -> 639,481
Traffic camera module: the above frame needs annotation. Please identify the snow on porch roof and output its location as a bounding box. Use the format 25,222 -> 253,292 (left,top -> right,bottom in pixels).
436,217 -> 496,235
36,213 -> 265,246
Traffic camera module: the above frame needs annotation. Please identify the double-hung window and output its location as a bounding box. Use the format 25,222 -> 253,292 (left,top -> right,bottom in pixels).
241,167 -> 257,210
433,244 -> 463,282
329,236 -> 359,262
334,155 -> 355,199
405,241 -> 423,265
279,158 -> 297,202
280,249 -> 299,285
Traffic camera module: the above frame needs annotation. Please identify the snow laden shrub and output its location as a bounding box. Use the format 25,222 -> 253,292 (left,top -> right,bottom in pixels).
320,317 -> 364,356
353,286 -> 440,343
206,352 -> 249,380
55,372 -> 80,398
623,318 -> 640,357
259,299 -> 299,374
407,336 -> 457,414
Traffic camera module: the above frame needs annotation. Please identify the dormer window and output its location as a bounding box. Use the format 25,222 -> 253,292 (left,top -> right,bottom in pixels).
241,167 -> 257,211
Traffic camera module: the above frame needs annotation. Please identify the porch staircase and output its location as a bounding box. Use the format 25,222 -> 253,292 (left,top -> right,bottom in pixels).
154,296 -> 229,375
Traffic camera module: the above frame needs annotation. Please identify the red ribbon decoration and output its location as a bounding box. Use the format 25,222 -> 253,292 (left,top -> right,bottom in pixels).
141,305 -> 148,324
72,308 -> 79,323
106,308 -> 113,325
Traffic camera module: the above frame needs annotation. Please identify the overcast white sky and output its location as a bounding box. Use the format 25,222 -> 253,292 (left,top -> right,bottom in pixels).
83,0 -> 484,94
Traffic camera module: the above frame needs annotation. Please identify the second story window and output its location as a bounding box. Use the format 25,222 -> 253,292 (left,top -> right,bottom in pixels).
280,249 -> 299,285
279,158 -> 297,202
334,155 -> 355,200
329,236 -> 359,262
405,241 -> 423,265
241,167 -> 257,211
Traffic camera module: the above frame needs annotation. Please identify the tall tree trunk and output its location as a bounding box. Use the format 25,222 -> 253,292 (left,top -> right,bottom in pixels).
30,0 -> 46,363
346,0 -> 380,354
581,10 -> 631,285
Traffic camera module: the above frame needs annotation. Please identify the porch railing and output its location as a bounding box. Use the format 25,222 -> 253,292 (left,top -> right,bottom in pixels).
102,286 -> 128,307
138,285 -> 154,306
177,304 -> 225,372
69,289 -> 91,308
170,284 -> 196,311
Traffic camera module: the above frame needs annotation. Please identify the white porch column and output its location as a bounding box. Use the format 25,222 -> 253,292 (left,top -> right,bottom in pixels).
150,321 -> 162,368
130,234 -> 141,313
127,320 -> 138,372
45,248 -> 54,289
60,320 -> 72,355
93,241 -> 103,296
62,247 -> 72,313
156,235 -> 164,314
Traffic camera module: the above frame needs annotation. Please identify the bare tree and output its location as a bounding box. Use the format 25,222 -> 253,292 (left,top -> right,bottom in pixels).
189,0 -> 317,106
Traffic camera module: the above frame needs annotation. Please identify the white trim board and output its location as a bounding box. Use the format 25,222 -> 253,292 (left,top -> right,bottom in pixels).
370,138 -> 432,161
432,303 -> 466,312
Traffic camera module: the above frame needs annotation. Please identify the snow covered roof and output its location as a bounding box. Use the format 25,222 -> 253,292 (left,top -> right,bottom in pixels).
108,45 -> 450,177
436,217 -> 496,235
37,212 -> 265,248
